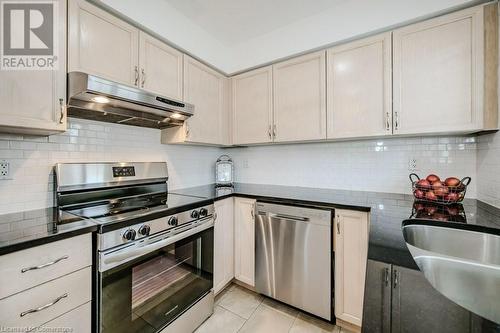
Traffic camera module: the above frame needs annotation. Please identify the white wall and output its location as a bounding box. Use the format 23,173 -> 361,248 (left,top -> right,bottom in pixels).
0,119 -> 222,215
227,136 -> 478,197
477,133 -> 500,209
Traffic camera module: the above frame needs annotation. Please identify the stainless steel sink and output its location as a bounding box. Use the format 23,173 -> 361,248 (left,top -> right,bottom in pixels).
403,224 -> 500,324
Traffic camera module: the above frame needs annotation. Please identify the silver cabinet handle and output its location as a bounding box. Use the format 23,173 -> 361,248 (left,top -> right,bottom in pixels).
393,269 -> 399,288
273,125 -> 276,139
58,99 -> 65,124
141,68 -> 146,88
185,123 -> 190,138
214,212 -> 218,222
336,215 -> 341,234
21,255 -> 69,273
134,66 -> 139,86
384,267 -> 390,287
20,293 -> 68,317
385,112 -> 390,131
268,125 -> 272,140
394,111 -> 399,131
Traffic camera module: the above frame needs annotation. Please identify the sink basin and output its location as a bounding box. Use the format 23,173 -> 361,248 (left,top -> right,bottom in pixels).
403,223 -> 500,324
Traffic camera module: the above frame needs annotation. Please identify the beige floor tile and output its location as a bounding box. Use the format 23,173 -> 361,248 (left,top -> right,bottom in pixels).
261,297 -> 300,317
290,312 -> 340,333
195,305 -> 245,333
238,303 -> 296,333
218,285 -> 263,319
214,284 -> 235,305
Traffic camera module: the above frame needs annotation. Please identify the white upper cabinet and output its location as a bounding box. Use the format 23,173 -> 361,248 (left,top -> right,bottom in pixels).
273,51 -> 326,142
162,56 -> 226,145
393,4 -> 498,135
327,33 -> 392,139
232,66 -> 273,145
0,0 -> 67,135
139,32 -> 183,100
68,0 -> 139,86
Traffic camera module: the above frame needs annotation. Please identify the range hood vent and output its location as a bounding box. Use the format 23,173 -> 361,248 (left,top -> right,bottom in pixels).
67,72 -> 194,129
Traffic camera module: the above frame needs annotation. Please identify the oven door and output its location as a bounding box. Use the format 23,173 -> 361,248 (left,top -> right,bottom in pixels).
98,222 -> 214,333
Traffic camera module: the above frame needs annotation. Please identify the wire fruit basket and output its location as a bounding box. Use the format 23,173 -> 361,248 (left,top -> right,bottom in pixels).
409,173 -> 471,205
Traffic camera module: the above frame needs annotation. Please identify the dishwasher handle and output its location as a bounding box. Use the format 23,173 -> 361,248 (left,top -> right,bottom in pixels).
268,213 -> 310,222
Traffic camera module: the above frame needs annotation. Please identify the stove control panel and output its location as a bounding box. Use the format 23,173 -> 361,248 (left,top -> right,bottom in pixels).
122,229 -> 136,241
190,210 -> 199,219
138,224 -> 151,236
112,166 -> 136,177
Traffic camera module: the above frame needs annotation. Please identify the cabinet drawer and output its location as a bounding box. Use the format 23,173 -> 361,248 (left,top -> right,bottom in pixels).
0,267 -> 91,329
40,301 -> 91,333
0,233 -> 92,299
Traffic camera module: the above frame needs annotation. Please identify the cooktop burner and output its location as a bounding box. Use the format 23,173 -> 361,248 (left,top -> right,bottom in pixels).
65,192 -> 208,225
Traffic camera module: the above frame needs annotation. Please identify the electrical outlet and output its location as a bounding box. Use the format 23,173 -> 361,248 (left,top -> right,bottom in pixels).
0,160 -> 11,180
408,158 -> 417,172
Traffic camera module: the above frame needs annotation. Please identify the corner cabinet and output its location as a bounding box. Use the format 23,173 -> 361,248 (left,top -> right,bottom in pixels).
273,51 -> 327,142
234,197 -> 256,287
327,33 -> 392,139
161,56 -> 230,146
0,0 -> 67,135
334,209 -> 369,329
232,66 -> 274,145
393,4 -> 498,135
214,198 -> 235,294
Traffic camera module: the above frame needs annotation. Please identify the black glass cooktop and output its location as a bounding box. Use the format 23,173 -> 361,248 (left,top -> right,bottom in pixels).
65,192 -> 208,225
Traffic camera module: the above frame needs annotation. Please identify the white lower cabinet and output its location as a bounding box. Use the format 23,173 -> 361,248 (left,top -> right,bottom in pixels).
214,198 -> 235,294
40,301 -> 91,333
0,267 -> 91,329
334,209 -> 370,328
234,197 -> 256,287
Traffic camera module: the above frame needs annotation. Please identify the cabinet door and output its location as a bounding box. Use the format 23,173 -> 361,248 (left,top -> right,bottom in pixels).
273,51 -> 326,142
361,260 -> 392,333
68,0 -> 139,86
393,6 -> 484,134
232,67 -> 273,145
327,33 -> 392,139
335,209 -> 369,327
183,56 -> 225,144
0,0 -> 67,135
214,198 -> 235,294
234,198 -> 256,286
391,265 -> 471,333
139,32 -> 183,100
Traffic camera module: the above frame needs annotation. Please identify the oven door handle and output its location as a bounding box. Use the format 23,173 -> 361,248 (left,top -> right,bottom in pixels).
100,219 -> 214,272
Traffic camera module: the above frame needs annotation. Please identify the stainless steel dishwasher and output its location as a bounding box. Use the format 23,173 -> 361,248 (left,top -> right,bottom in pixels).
255,202 -> 333,321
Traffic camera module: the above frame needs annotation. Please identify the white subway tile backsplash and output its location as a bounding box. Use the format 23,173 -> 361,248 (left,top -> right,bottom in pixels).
228,136 -> 478,197
477,132 -> 500,209
0,118 -> 222,214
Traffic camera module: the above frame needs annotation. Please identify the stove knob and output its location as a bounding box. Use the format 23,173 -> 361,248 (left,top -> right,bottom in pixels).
168,216 -> 178,227
191,210 -> 199,219
138,225 -> 151,236
199,208 -> 208,217
123,229 -> 136,241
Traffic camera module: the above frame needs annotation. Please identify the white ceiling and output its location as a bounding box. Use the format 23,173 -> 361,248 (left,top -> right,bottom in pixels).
99,0 -> 484,74
164,0 -> 345,46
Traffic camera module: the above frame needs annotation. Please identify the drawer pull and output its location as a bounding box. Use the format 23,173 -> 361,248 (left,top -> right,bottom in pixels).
21,255 -> 69,273
20,293 -> 68,317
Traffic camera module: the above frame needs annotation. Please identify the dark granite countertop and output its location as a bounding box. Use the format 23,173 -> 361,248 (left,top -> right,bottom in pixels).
172,183 -> 500,270
0,207 -> 97,255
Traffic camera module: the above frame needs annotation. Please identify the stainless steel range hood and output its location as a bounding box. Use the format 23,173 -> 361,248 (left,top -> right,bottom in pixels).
67,72 -> 194,129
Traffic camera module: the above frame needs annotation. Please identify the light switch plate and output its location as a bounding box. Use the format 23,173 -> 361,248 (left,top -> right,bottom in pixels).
0,160 -> 11,180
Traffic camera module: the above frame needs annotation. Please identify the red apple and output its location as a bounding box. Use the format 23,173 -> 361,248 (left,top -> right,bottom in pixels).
446,206 -> 459,216
445,192 -> 459,202
434,186 -> 449,197
425,191 -> 438,201
425,205 -> 438,215
426,174 -> 441,183
444,177 -> 461,187
432,181 -> 445,191
416,179 -> 431,190
414,189 -> 425,199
